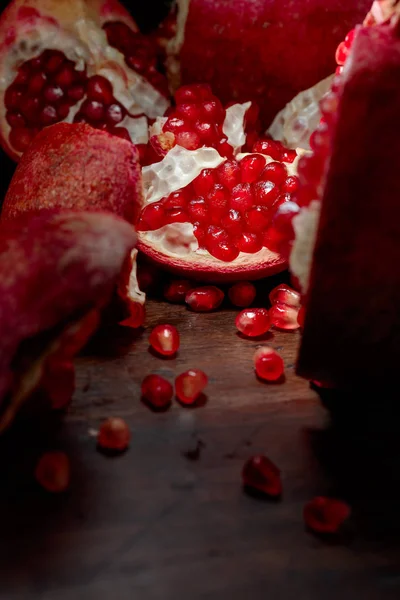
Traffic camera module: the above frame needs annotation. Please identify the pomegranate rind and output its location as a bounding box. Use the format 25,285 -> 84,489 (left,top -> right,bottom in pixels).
0,210 -> 136,432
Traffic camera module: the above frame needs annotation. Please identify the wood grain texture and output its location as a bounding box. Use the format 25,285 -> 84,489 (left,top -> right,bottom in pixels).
0,280 -> 400,600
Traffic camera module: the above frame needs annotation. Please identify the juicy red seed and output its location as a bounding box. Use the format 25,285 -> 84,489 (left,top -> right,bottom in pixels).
67,85 -> 85,101
205,225 -> 229,246
264,201 -> 300,256
6,112 -> 25,128
281,148 -> 297,163
192,169 -> 216,196
176,103 -> 202,122
252,138 -> 283,160
185,286 -> 224,312
44,84 -> 64,102
282,176 -> 300,194
87,75 -> 114,104
207,184 -> 229,211
35,451 -> 70,494
141,374 -> 173,410
269,304 -> 300,331
252,180 -> 279,207
235,308 -> 270,337
138,202 -> 166,230
216,160 -> 241,190
165,207 -> 189,224
175,369 -> 208,405
40,105 -> 58,125
253,346 -> 284,381
164,117 -> 186,134
230,183 -> 254,213
261,161 -> 287,185
245,206 -> 271,233
335,41 -> 348,65
80,100 -> 105,122
106,104 -> 125,125
175,84 -> 213,104
97,417 -> 131,452
298,154 -> 325,185
57,103 -> 70,120
188,198 -> 208,223
54,64 -> 75,89
28,71 -> 47,94
208,240 -> 240,262
4,85 -> 23,110
149,324 -> 180,356
199,99 -> 225,123
9,127 -> 34,152
303,497 -> 351,534
242,455 -> 282,497
269,284 -> 301,308
164,189 -> 190,209
228,281 -> 256,307
164,280 -> 193,303
240,154 -> 266,183
43,50 -> 65,74
193,120 -> 218,145
275,193 -> 292,208
175,130 -> 201,150
244,102 -> 260,128
19,96 -> 41,120
217,138 -> 234,158
221,209 -> 243,236
193,223 -> 206,246
236,232 -> 262,254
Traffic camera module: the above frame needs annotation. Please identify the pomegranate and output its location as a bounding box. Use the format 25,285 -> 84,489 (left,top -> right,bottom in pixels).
242,455 -> 282,497
303,496 -> 351,534
253,347 -> 284,381
175,369 -> 208,405
164,278 -> 193,303
163,0 -> 371,130
141,374 -> 173,410
185,286 -> 224,312
235,308 -> 271,337
97,417 -> 131,451
149,323 -> 180,356
35,451 -> 71,493
291,16 -> 400,386
0,0 -> 170,160
0,210 -> 136,432
228,281 -> 256,307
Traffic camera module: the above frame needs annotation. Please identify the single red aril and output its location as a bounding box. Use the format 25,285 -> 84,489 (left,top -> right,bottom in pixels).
41,358 -> 75,410
185,286 -> 224,312
164,279 -> 193,303
149,324 -> 180,357
303,497 -> 351,534
253,346 -> 284,381
35,451 -> 70,493
0,0 -> 169,160
242,455 -> 282,497
235,308 -> 270,337
269,283 -> 301,308
175,369 -> 208,405
269,303 -> 300,331
97,417 -> 131,452
141,374 -> 173,410
228,281 -> 256,307
263,201 -> 300,259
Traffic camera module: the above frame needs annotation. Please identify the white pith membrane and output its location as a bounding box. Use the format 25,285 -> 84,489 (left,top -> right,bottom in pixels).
0,10 -> 169,156
138,106 -> 305,269
123,248 -> 146,306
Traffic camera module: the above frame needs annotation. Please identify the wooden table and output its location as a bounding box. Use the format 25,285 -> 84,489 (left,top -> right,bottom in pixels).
0,274 -> 400,600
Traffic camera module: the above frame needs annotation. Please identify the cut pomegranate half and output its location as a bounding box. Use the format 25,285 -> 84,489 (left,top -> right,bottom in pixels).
291,18 -> 400,386
0,0 -> 170,160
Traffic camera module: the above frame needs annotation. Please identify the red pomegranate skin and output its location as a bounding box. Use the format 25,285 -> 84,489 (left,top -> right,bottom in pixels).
2,123 -> 142,223
0,211 -> 136,428
175,0 -> 371,129
297,22 -> 400,387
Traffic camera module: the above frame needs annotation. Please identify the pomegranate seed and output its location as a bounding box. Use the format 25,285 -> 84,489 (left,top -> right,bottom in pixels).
164,279 -> 193,303
97,417 -> 131,452
165,207 -> 189,224
303,497 -> 351,534
261,161 -> 287,185
217,138 -> 234,158
138,202 -> 166,230
164,117 -> 186,134
185,286 -> 224,312
240,154 -> 266,183
242,455 -> 282,497
269,284 -> 301,308
67,84 -> 85,101
194,120 -> 218,145
6,112 -> 26,128
264,201 -> 300,257
335,41 -> 348,65
298,154 -> 325,186
269,304 -> 300,330
228,281 -> 256,307
236,232 -> 262,254
221,209 -> 243,236
5,85 -> 23,110
149,324 -> 180,356
192,169 -> 216,196
253,346 -> 284,381
205,225 -> 229,246
175,84 -> 213,103
35,451 -> 70,493
9,127 -> 34,152
87,75 -> 114,105
282,176 -> 300,194
19,96 -> 41,120
175,130 -> 201,150
175,369 -> 208,405
176,103 -> 202,122
207,184 -> 229,212
252,180 -> 279,207
106,104 -> 125,125
200,99 -> 225,123
80,100 -> 105,122
216,160 -> 241,190
44,84 -> 64,102
252,138 -> 283,160
54,64 -> 75,89
193,223 -> 206,246
230,183 -> 254,213
28,71 -> 47,94
235,308 -> 270,337
245,206 -> 271,233
40,105 -> 58,125
57,103 -> 70,120
141,374 -> 173,410
295,185 -> 316,207
209,240 -> 239,262
297,305 -> 306,328
281,148 -> 297,163
187,197 -> 208,223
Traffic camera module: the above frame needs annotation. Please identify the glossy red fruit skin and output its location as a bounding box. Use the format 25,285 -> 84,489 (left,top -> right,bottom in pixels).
149,324 -> 180,357
235,308 -> 270,337
141,374 -> 173,410
97,417 -> 131,452
303,497 -> 351,534
35,451 -> 70,493
228,281 -> 256,307
175,368 -> 208,405
242,455 -> 282,497
185,286 -> 224,311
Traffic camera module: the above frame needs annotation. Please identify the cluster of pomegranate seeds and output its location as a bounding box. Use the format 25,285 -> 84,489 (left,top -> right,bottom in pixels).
149,324 -> 180,356
268,283 -> 301,331
235,308 -> 270,337
175,369 -> 208,405
138,153 -> 300,262
35,451 -> 70,493
164,279 -> 193,303
252,138 -> 297,164
303,497 -> 351,534
228,281 -> 256,307
253,347 -> 284,381
335,28 -> 357,73
185,286 -> 224,312
141,374 -> 173,410
97,417 -> 131,452
103,21 -> 169,97
242,455 -> 282,498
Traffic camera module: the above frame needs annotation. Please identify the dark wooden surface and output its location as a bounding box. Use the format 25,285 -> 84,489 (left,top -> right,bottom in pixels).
1,276 -> 400,600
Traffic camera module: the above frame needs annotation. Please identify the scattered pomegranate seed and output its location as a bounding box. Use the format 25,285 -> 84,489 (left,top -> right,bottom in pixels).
303,496 -> 351,534
164,279 -> 193,303
269,304 -> 300,331
175,369 -> 208,405
35,451 -> 70,493
269,284 -> 301,308
149,324 -> 180,357
185,286 -> 224,312
235,308 -> 270,337
97,417 -> 131,452
253,346 -> 284,381
141,374 -> 173,410
228,281 -> 256,307
242,455 -> 282,497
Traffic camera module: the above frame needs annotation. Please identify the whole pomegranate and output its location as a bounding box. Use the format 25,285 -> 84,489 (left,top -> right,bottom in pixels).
0,0 -> 170,160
